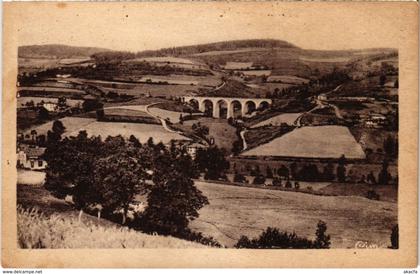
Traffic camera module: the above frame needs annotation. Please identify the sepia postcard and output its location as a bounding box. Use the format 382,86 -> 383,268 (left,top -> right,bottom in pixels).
2,1 -> 418,268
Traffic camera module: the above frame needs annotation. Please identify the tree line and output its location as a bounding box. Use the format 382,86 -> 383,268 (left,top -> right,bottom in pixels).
43,124 -> 225,244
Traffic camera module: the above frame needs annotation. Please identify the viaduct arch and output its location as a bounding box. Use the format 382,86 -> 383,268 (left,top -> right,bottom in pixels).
182,96 -> 272,119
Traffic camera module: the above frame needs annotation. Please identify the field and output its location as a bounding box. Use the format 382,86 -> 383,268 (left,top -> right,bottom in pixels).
27,116 -> 189,143
65,121 -> 189,143
18,170 -> 46,185
104,108 -> 152,118
240,70 -> 272,76
251,113 -> 301,128
118,83 -> 199,97
191,48 -> 268,56
180,118 -> 238,151
148,107 -> 185,123
18,97 -> 83,108
17,185 -> 206,249
190,181 -> 397,248
243,125 -> 365,159
267,75 -> 310,84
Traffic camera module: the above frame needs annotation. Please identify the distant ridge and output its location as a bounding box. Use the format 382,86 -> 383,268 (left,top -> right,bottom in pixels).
18,44 -> 111,59
136,39 -> 298,57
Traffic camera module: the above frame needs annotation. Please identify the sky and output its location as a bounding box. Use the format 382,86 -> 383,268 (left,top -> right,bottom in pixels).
8,2 -> 408,52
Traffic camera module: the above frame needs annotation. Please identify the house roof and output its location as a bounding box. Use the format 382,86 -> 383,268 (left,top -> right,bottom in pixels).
19,144 -> 46,158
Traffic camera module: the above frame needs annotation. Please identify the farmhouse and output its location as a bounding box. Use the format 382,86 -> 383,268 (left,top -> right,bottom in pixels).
185,142 -> 207,159
43,102 -> 59,112
17,144 -> 47,170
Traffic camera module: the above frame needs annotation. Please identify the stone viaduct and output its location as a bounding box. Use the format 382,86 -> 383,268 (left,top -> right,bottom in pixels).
182,96 -> 272,119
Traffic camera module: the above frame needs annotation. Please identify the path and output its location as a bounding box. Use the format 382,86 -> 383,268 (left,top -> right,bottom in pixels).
294,85 -> 343,127
145,103 -> 179,134
239,129 -> 248,150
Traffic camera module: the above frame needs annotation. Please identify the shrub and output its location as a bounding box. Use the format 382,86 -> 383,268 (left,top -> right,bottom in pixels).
313,221 -> 331,248
285,180 -> 292,188
253,174 -> 266,185
234,172 -> 246,183
366,190 -> 380,200
272,177 -> 281,186
235,221 -> 330,249
390,225 -> 398,249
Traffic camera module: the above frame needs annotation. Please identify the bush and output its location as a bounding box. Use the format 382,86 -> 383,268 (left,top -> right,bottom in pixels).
272,177 -> 281,187
233,172 -> 246,183
285,180 -> 292,188
366,190 -> 380,200
235,221 -> 330,249
390,225 -> 398,249
253,174 -> 266,185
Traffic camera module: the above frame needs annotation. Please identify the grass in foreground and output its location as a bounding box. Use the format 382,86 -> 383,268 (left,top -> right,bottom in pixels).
17,206 -> 206,249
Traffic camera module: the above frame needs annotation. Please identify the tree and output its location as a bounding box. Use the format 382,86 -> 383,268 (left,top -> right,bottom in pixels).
179,114 -> 183,125
128,135 -> 142,148
285,178 -> 292,188
253,174 -> 266,185
290,163 -> 297,179
93,150 -> 147,224
278,165 -> 290,179
44,131 -> 104,207
233,172 -> 246,183
394,79 -> 399,88
36,134 -> 46,147
379,74 -> 387,86
147,137 -> 155,147
38,107 -> 49,121
313,221 -> 331,248
195,146 -> 229,180
336,155 -> 346,183
235,225 -> 324,249
231,140 -> 243,156
378,160 -> 391,185
390,224 -> 398,249
383,135 -> 397,157
367,171 -> 377,184
30,130 -> 37,142
266,166 -> 273,179
82,99 -> 103,112
52,120 -> 65,136
96,108 -> 105,121
141,147 -> 208,236
322,162 -> 335,181
57,96 -> 67,108
272,177 -> 281,186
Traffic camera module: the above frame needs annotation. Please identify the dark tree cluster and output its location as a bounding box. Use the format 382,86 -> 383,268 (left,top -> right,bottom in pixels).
195,146 -> 230,180
235,221 -> 331,249
44,127 -> 209,239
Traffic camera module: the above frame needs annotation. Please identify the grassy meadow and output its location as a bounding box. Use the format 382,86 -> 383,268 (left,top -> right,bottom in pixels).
191,181 -> 397,248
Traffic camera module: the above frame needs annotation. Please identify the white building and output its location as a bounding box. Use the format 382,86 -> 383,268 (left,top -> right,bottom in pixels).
17,144 -> 47,170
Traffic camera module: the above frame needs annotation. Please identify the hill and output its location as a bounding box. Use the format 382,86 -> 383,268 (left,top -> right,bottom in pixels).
136,39 -> 297,57
135,39 -> 397,78
18,44 -> 111,59
17,184 -> 208,248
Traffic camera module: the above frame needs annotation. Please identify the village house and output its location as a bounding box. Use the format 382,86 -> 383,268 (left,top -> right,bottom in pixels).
17,144 -> 47,170
42,102 -> 59,112
185,142 -> 207,159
